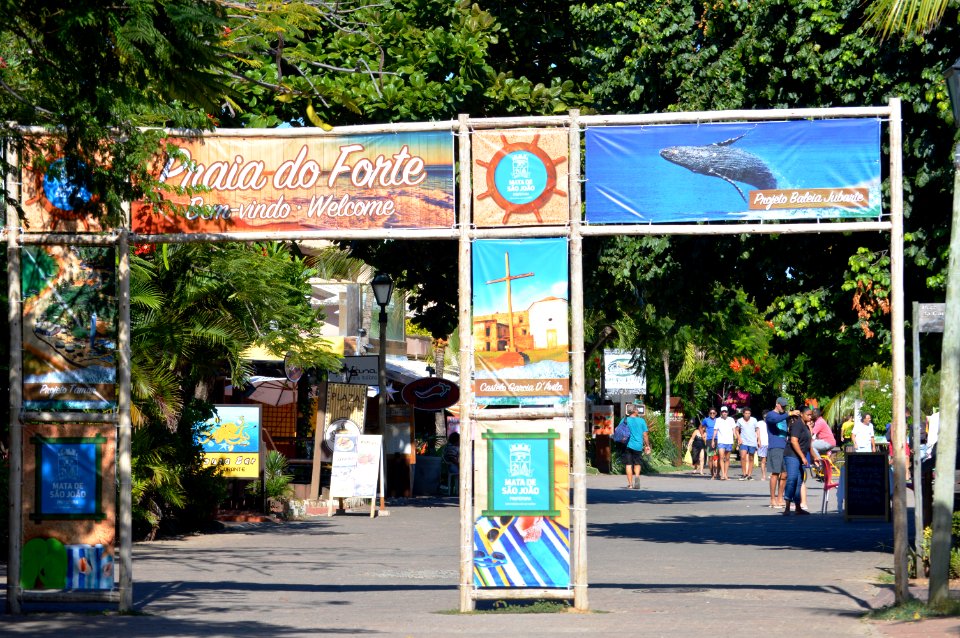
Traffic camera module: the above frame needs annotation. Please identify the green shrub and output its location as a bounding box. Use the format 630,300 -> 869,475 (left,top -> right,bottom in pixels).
247,450 -> 294,501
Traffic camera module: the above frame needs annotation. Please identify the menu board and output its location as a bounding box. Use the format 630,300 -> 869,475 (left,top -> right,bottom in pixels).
329,434 -> 382,499
844,452 -> 890,520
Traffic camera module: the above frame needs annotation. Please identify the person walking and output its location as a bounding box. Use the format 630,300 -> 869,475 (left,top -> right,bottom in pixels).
852,413 -> 877,452
756,410 -> 769,480
712,406 -> 737,480
765,397 -> 797,509
702,408 -> 719,479
623,404 -> 651,488
686,421 -> 707,475
736,407 -> 759,480
783,407 -> 814,515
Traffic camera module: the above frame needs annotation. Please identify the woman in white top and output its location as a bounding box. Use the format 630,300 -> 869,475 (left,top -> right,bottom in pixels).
755,412 -> 770,480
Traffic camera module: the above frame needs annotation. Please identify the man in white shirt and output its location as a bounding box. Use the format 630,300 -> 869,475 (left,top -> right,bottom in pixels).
852,413 -> 877,452
711,406 -> 737,480
736,407 -> 759,480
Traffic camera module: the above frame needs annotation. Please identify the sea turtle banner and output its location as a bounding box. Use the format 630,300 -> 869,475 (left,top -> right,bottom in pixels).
472,238 -> 570,407
584,119 -> 881,223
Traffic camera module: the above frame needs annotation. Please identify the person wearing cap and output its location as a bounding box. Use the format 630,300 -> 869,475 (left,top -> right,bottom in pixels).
765,397 -> 799,509
623,404 -> 652,489
711,406 -> 737,480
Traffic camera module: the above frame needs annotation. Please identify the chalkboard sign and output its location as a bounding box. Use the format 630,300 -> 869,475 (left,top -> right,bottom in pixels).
844,452 -> 889,521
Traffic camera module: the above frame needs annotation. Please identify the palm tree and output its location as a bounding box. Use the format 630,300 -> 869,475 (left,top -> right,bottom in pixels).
864,0 -> 950,39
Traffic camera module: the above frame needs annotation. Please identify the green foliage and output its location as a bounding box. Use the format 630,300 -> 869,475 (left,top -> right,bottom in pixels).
247,450 -> 295,501
131,426 -> 187,539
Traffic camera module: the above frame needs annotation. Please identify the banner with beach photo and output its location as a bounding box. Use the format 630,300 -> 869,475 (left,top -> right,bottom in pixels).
585,119 -> 881,223
472,419 -> 570,589
131,131 -> 455,234
21,246 -> 117,411
472,238 -> 570,406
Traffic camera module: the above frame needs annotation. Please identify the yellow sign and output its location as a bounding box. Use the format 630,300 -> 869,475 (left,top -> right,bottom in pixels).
201,453 -> 260,478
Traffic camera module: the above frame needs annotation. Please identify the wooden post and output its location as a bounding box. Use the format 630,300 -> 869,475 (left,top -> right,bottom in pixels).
117,227 -> 134,611
309,382 -> 327,501
6,137 -> 23,614
888,98 -> 911,604
911,302 -> 924,578
568,109 -> 589,611
930,141 -> 960,606
456,114 -> 476,612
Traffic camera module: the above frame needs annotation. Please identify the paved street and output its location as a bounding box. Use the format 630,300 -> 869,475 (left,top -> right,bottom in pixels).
3,471 -> 958,637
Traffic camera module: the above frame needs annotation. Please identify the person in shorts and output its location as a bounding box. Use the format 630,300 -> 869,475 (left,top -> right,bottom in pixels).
712,406 -> 737,480
736,407 -> 759,480
765,397 -> 797,508
623,405 -> 651,488
756,411 -> 770,480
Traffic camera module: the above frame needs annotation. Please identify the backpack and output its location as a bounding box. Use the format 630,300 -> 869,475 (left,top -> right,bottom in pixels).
613,419 -> 631,444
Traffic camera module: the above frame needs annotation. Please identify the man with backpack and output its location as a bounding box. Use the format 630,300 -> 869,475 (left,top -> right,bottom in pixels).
618,404 -> 651,489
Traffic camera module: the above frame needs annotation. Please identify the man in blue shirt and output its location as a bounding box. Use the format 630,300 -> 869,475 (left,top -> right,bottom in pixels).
624,405 -> 651,489
765,397 -> 798,508
702,408 -> 718,479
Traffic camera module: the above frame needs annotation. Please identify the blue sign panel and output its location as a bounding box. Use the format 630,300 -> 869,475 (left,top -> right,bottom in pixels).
35,436 -> 105,519
585,119 -> 881,224
482,430 -> 559,517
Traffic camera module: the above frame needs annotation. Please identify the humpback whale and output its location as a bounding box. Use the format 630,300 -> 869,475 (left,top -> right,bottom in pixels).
659,133 -> 777,202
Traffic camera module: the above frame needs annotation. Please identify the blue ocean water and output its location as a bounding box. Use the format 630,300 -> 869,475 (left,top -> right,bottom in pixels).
585,119 -> 882,223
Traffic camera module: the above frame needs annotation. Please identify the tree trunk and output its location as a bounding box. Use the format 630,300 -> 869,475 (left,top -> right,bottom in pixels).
663,349 -> 670,435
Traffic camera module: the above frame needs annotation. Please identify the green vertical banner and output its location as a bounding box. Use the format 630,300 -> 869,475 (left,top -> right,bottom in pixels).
473,420 -> 570,589
472,238 -> 570,407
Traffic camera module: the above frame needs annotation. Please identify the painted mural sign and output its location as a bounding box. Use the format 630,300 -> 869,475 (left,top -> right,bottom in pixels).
21,246 -> 117,411
131,132 -> 455,234
471,130 -> 569,226
473,420 -> 570,588
472,238 -> 570,406
585,119 -> 881,223
21,423 -> 116,591
194,405 -> 262,479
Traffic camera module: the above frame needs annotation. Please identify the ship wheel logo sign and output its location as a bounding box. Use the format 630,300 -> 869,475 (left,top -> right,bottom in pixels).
475,134 -> 567,224
24,157 -> 97,230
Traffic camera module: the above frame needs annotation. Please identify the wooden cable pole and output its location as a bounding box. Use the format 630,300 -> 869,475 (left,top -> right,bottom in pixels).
6,136 -> 23,614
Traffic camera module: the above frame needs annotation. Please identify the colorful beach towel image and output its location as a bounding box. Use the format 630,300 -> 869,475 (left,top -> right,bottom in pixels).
585,119 -> 881,224
473,515 -> 570,588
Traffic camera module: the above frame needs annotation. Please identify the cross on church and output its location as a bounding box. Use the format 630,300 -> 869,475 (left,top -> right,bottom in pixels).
485,251 -> 533,352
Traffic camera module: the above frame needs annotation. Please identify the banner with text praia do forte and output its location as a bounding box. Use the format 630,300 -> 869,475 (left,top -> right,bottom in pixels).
132,131 -> 455,234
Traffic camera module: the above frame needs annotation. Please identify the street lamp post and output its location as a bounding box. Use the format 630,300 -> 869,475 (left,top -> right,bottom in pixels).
371,273 -> 394,439
930,58 -> 960,606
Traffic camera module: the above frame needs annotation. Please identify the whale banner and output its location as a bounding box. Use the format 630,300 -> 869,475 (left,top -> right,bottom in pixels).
584,119 -> 881,223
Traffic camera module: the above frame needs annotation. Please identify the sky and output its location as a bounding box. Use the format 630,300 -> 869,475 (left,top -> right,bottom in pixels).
472,238 -> 569,316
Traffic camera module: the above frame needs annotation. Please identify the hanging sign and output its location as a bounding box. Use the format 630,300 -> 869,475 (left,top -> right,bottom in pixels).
472,238 -> 570,406
473,419 -> 570,588
194,405 -> 262,478
328,355 -> 379,385
603,349 -> 646,395
131,131 -> 455,235
471,130 -> 569,226
21,246 -> 117,412
401,377 -> 460,411
585,119 -> 881,223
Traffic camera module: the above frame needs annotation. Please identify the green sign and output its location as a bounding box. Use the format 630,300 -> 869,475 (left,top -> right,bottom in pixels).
482,430 -> 559,517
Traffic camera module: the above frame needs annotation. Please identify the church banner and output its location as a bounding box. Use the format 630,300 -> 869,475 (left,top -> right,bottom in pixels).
473,419 -> 570,589
22,246 -> 117,411
471,130 -> 569,227
472,238 -> 570,406
585,119 -> 881,224
131,131 -> 455,234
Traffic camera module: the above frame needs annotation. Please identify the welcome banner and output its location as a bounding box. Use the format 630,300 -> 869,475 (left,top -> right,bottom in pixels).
585,119 -> 881,224
132,131 -> 455,234
472,238 -> 570,406
473,419 -> 570,589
